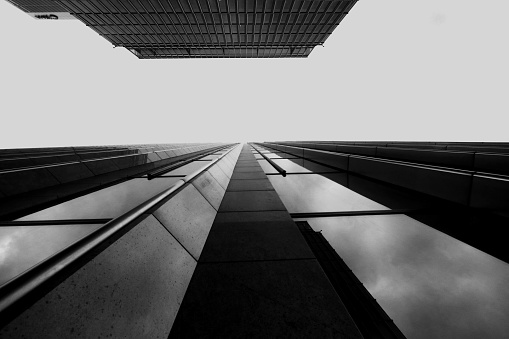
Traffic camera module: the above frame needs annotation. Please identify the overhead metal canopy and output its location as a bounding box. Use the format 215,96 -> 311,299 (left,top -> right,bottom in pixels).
6,0 -> 67,13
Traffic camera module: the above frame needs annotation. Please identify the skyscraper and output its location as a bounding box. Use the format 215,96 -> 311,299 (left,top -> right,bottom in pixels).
1,141 -> 508,338
4,0 -> 358,58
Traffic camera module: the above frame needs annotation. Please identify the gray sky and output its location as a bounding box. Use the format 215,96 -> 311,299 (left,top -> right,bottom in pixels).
1,0 -> 508,148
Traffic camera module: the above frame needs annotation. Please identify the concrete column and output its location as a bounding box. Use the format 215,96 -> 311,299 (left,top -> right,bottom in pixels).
169,144 -> 362,338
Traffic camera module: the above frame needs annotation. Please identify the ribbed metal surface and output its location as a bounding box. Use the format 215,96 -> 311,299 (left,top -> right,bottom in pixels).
6,0 -> 66,13
54,0 -> 357,58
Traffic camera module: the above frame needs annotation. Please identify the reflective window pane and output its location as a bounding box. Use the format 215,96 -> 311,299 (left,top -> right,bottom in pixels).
258,159 -> 336,174
280,158 -> 338,172
269,174 -> 388,213
200,155 -> 221,160
264,153 -> 283,158
305,215 -> 509,339
19,177 -> 182,220
165,160 -> 211,176
258,159 -> 312,174
0,224 -> 103,286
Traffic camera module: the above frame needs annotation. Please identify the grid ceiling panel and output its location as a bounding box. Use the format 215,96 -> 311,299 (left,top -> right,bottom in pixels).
56,0 -> 357,58
7,0 -> 67,13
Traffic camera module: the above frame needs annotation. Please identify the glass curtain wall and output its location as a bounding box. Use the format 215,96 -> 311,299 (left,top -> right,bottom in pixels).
253,144 -> 509,339
0,148 -> 231,288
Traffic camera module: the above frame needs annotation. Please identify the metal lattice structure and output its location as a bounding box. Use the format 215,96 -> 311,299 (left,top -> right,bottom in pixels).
54,0 -> 357,58
6,0 -> 66,13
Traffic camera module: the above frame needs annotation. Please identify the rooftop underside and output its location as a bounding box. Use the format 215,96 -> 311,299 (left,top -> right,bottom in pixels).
6,0 -> 66,13
55,0 -> 357,58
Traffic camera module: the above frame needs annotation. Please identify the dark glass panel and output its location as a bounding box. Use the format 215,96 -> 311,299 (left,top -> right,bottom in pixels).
0,158 -> 34,170
0,224 -> 103,286
336,174 -> 438,210
47,163 -> 95,184
0,168 -> 60,196
82,159 -> 120,175
29,155 -> 66,166
304,215 -> 509,339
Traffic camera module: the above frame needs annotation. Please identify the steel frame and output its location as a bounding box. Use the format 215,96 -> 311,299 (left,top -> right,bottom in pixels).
55,0 -> 356,58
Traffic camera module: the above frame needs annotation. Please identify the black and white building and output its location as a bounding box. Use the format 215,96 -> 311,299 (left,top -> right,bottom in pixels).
1,141 -> 509,338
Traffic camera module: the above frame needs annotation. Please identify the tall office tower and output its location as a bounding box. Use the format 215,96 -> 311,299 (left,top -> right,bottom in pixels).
4,0 -> 358,58
1,142 -> 509,338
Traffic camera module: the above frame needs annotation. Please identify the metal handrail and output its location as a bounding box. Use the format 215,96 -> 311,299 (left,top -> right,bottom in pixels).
290,209 -> 426,219
0,143 -> 239,328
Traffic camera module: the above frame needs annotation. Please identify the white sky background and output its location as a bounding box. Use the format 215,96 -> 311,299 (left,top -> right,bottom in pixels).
0,0 -> 508,148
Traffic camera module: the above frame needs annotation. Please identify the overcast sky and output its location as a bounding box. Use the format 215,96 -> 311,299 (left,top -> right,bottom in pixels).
1,0 -> 508,148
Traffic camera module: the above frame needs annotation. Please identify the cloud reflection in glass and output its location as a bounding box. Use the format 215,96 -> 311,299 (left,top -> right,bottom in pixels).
304,215 -> 509,339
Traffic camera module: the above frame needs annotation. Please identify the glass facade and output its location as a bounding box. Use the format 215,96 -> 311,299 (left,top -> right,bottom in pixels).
253,142 -> 509,339
0,143 -> 232,293
1,141 -> 508,338
303,216 -> 509,339
268,174 -> 388,213
18,177 -> 183,220
0,224 -> 103,286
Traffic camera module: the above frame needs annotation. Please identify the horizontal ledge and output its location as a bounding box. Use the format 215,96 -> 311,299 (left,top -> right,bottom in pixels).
265,171 -> 341,175
122,44 -> 320,48
290,209 -> 423,218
